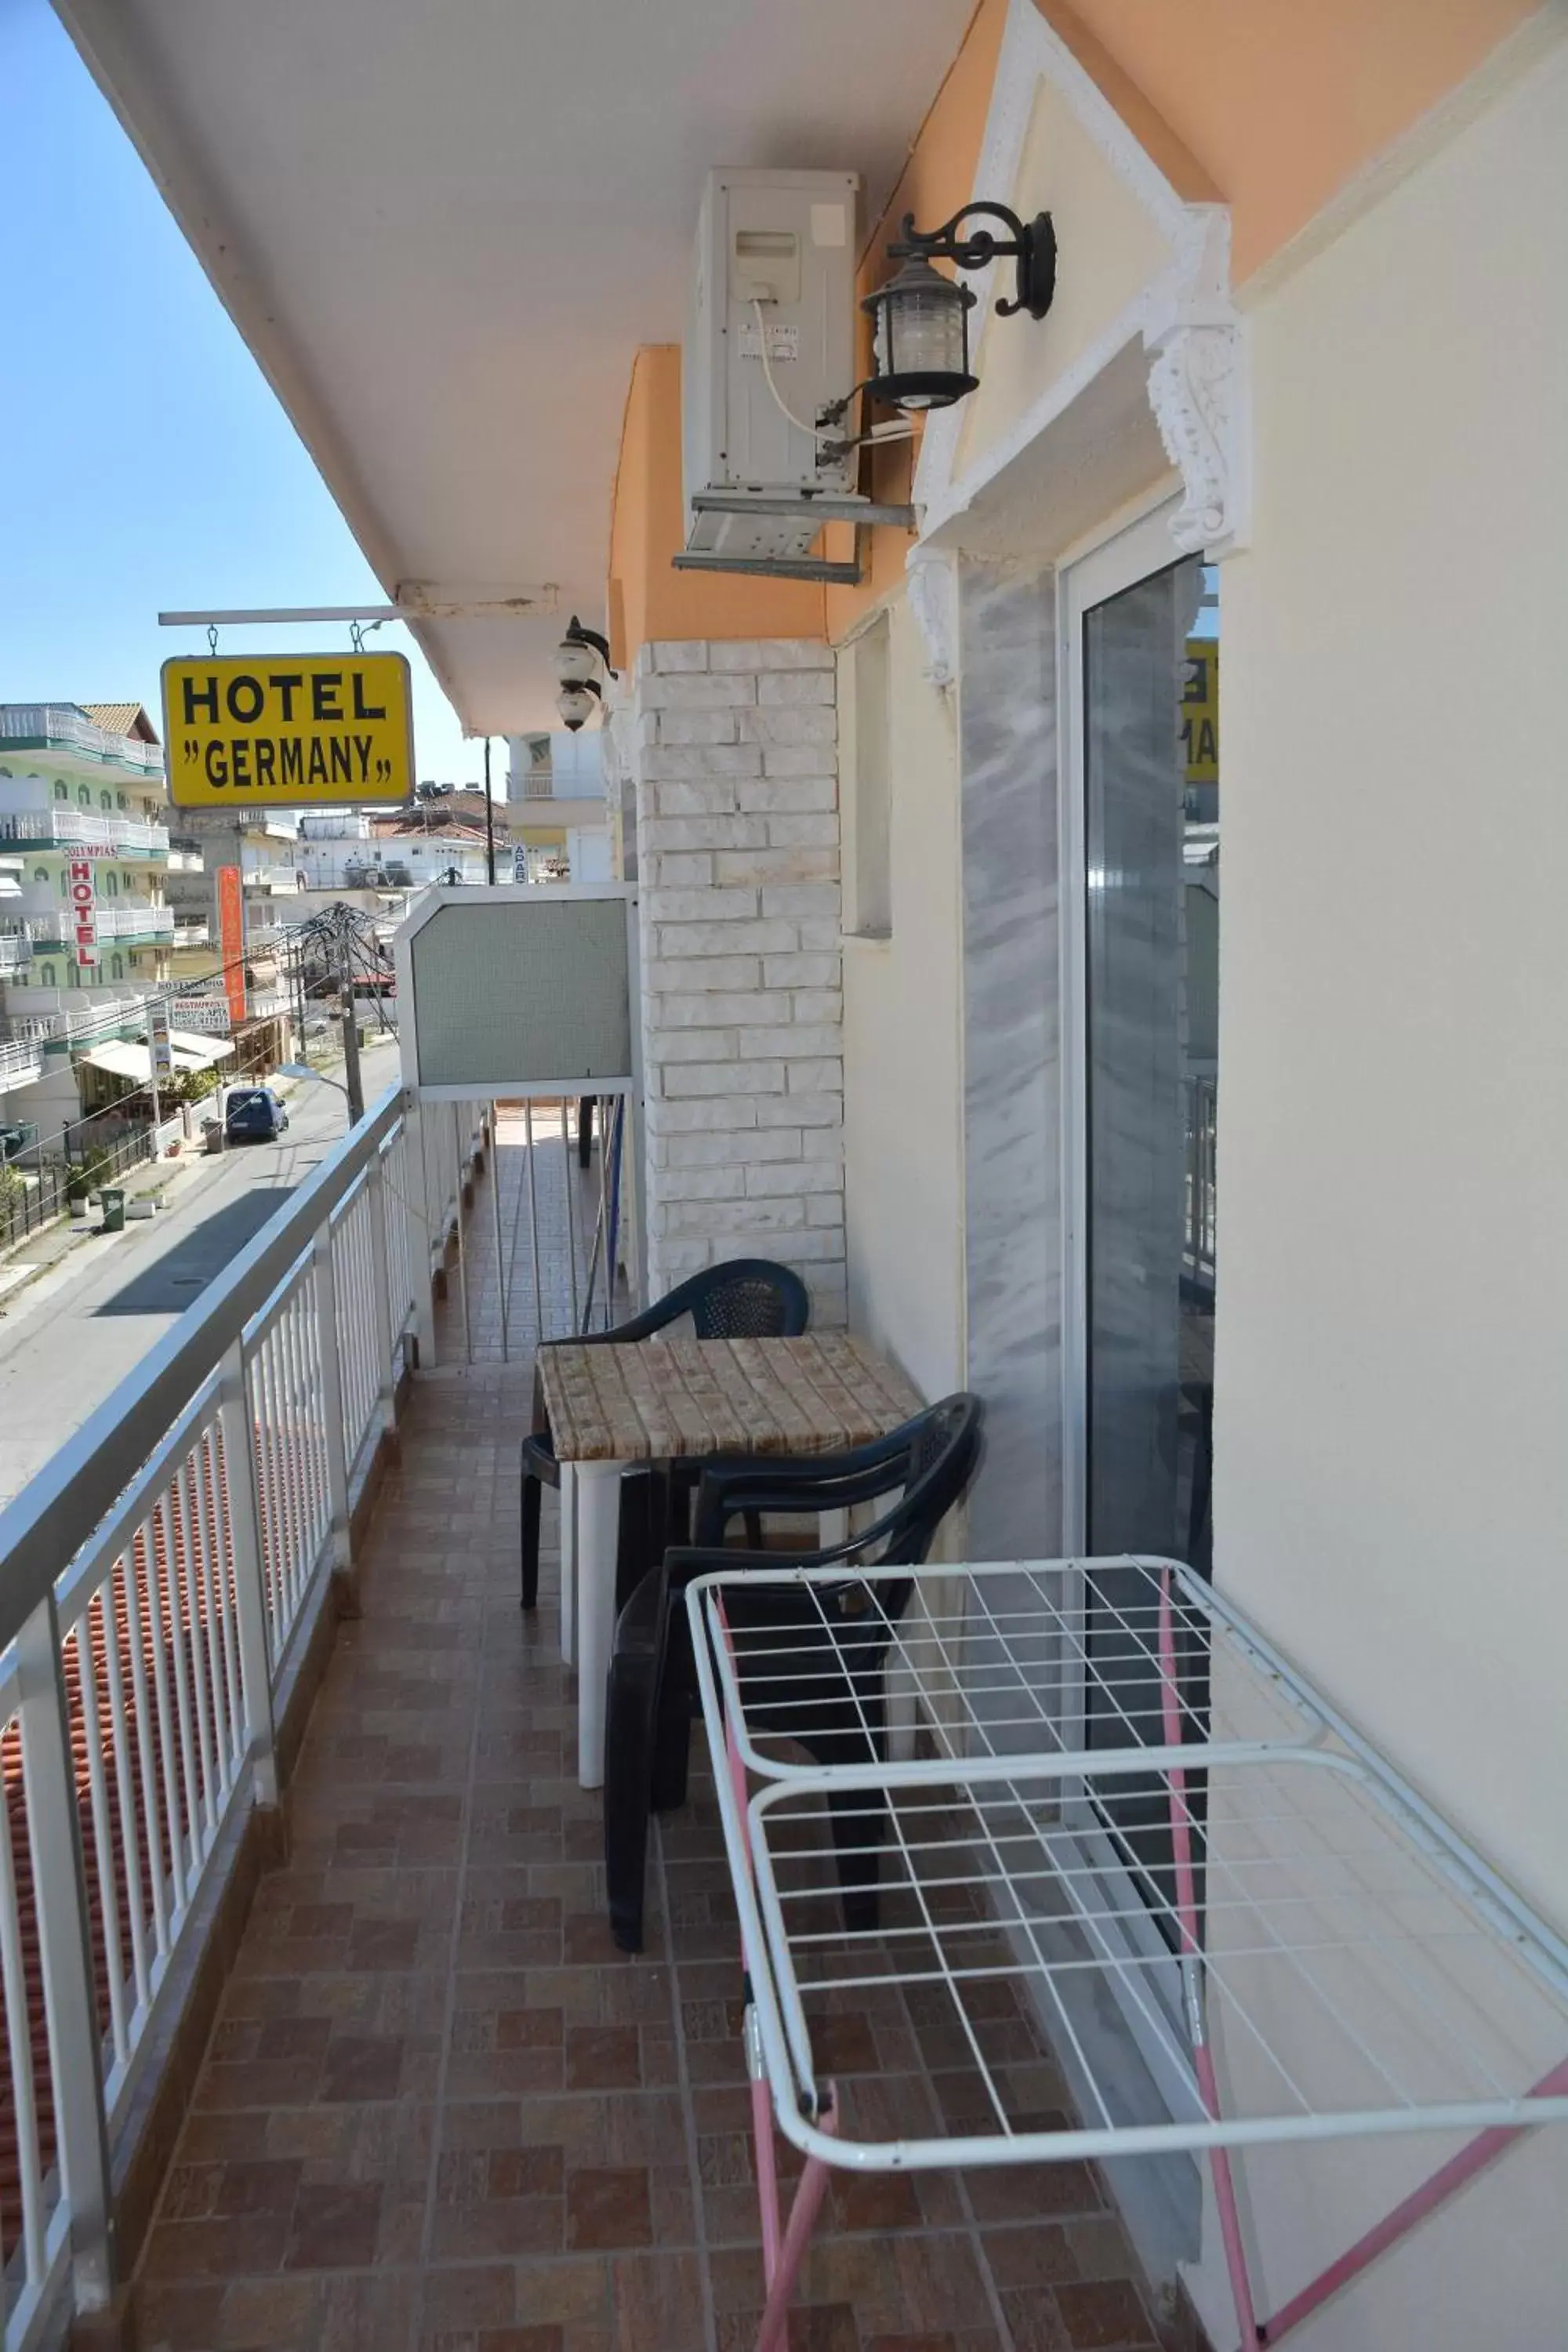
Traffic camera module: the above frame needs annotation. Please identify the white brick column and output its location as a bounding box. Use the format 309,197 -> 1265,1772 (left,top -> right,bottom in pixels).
632,638 -> 845,1327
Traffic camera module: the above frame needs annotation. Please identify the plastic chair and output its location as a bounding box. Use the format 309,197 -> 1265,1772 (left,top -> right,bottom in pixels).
604,1393 -> 984,1952
520,1258 -> 811,1611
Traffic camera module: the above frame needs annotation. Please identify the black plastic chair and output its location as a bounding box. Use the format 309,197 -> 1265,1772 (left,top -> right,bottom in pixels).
520,1258 -> 811,1610
604,1393 -> 984,1952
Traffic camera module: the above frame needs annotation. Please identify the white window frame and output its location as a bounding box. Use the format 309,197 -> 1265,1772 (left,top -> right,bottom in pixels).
1053,494 -> 1202,2122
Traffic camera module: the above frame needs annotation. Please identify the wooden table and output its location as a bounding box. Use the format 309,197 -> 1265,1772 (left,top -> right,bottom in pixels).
535,1335 -> 924,1786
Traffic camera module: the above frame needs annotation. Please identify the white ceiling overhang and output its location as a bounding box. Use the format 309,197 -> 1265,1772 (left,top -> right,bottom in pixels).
53,0 -> 975,734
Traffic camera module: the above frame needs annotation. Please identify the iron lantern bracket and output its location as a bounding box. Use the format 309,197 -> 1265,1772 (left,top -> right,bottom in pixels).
887,203 -> 1057,321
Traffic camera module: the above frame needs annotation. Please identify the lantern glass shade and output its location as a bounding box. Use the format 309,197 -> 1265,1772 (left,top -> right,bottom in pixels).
556,639 -> 597,685
862,255 -> 978,412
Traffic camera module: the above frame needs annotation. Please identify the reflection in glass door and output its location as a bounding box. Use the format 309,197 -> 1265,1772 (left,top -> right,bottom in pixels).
1078,546 -> 1218,1911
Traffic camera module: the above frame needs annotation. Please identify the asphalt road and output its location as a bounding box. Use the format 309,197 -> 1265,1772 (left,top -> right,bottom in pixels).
0,1039 -> 401,1511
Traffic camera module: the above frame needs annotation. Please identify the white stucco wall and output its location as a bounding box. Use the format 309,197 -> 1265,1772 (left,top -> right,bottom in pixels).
954,69 -> 1175,486
839,593 -> 965,1405
1198,35 -> 1568,2347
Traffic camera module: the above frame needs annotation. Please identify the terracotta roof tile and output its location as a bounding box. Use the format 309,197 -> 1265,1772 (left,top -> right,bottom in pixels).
80,702 -> 161,743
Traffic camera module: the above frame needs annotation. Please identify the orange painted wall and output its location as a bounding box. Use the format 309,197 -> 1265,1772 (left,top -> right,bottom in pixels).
605,344 -> 824,670
823,0 -> 1012,640
1051,0 -> 1541,285
608,0 -> 1539,668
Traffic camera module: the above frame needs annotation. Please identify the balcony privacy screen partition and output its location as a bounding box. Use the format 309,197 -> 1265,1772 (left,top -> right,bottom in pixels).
393,884 -> 645,1352
396,890 -> 633,1094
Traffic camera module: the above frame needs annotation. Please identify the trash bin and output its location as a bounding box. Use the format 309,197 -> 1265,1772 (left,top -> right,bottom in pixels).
100,1187 -> 126,1232
201,1116 -> 225,1156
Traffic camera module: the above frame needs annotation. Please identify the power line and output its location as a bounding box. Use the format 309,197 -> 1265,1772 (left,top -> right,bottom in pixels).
2,901 -> 397,1169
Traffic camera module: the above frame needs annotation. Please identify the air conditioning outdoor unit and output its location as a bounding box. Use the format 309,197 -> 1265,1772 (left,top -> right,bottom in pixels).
683,167 -> 862,571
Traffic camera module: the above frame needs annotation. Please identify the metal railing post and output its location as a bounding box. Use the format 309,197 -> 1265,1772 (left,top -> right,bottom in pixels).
311,1222 -> 353,1567
218,1338 -> 279,1807
14,1590 -> 115,2315
365,1154 -> 397,1434
405,1091 -> 436,1367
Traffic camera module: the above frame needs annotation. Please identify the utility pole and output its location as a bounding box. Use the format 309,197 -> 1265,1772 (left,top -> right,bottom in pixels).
292,932 -> 307,1062
339,930 -> 364,1124
483,736 -> 497,885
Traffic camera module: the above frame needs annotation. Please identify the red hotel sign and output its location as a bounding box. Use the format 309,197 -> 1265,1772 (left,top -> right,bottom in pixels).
67,857 -> 99,967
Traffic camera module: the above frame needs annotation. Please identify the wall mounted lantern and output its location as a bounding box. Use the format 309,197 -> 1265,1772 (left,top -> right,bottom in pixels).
862,203 -> 1056,415
555,615 -> 616,731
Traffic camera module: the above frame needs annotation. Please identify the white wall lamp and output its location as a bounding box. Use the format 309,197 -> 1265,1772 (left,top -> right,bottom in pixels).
555,615 -> 617,731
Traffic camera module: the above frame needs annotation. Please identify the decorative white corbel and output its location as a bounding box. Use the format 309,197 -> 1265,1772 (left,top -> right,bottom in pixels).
1143,208 -> 1250,559
905,547 -> 959,689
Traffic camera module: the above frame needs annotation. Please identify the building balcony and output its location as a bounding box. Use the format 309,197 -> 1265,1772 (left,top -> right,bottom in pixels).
0,988 -> 157,1047
0,1033 -> 43,1091
0,809 -> 170,857
0,1104 -> 1178,2352
0,704 -> 167,778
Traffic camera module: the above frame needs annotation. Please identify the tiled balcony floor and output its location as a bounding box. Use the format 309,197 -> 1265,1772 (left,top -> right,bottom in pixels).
132,1147 -> 1171,2352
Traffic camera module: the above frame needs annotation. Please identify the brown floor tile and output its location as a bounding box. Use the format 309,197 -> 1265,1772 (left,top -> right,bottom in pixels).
980,2223 -> 1081,2291
418,2264 -> 517,2338
564,2166 -> 652,2250
967,2160 -> 1106,2224
1052,2279 -> 1160,2348
284,2181 -> 384,2268
216,2158 -> 306,2216
999,2293 -> 1073,2352
126,1275 -> 1171,2352
141,2211 -> 293,2279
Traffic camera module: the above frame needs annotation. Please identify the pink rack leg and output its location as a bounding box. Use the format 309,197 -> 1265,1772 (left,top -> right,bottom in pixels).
1260,2053 -> 1568,2343
1160,1568 -> 1261,2350
754,2091 -> 840,2352
710,1595 -> 846,2350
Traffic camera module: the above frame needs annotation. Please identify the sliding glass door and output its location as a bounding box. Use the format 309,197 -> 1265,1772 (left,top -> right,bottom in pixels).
1062,506 -> 1219,1932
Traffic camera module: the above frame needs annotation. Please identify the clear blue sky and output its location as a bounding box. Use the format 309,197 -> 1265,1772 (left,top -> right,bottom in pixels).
0,0 -> 483,786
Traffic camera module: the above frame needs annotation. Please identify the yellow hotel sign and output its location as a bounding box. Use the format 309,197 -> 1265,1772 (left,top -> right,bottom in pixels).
162,653 -> 415,808
1181,638 -> 1219,785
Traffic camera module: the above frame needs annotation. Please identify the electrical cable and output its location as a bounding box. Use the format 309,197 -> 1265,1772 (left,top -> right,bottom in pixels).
1,904 -> 394,1171
751,299 -> 825,441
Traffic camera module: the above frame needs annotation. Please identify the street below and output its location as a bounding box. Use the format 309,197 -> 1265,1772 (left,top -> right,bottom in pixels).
0,1036 -> 400,1509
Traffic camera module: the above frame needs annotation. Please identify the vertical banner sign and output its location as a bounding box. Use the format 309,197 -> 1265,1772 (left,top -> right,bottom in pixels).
216,864 -> 247,1028
68,856 -> 99,967
149,1000 -> 174,1081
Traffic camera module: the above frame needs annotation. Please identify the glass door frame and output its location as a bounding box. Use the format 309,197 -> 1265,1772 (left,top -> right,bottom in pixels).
1053,495 -> 1201,2122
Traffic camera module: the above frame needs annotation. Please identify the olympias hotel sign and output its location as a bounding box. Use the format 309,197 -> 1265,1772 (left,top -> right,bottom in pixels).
161,654 -> 415,808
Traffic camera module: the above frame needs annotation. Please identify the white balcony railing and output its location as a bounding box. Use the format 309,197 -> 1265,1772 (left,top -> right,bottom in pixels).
91,906 -> 176,942
0,993 -> 155,1048
0,1091 -> 480,2344
172,921 -> 209,948
0,706 -> 167,776
0,931 -> 31,972
0,811 -> 169,856
0,1034 -> 43,1087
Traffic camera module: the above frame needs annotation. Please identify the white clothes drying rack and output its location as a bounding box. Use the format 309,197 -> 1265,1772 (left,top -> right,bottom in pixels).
687,1557 -> 1568,2351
